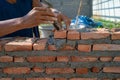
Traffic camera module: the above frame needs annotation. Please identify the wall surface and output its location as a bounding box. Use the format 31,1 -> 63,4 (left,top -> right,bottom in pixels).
0,29 -> 120,80
46,0 -> 92,18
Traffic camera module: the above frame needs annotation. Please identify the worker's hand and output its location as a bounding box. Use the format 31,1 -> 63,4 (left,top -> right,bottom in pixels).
21,7 -> 57,29
56,13 -> 71,30
51,9 -> 71,30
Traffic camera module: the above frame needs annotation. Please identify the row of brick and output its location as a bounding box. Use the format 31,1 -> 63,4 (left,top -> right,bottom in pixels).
1,39 -> 120,52
0,56 -> 120,62
54,30 -> 120,40
2,67 -> 120,74
1,78 -> 120,80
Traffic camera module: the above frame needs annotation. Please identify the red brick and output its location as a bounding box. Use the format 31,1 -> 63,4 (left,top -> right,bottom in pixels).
103,67 -> 120,73
54,30 -> 67,39
33,39 -> 47,50
26,78 -> 53,80
111,32 -> 120,40
48,45 -> 57,51
0,78 -> 12,80
14,57 -> 25,62
32,67 -> 44,73
5,38 -> 33,51
57,56 -> 69,62
0,38 -> 13,51
61,45 -> 75,50
91,67 -> 100,73
67,30 -> 80,40
0,56 -> 13,62
27,56 -> 56,62
93,44 -> 120,51
76,68 -> 88,74
55,78 -> 67,80
46,68 -> 74,74
78,44 -> 91,52
70,78 -> 97,80
81,32 -> 110,40
113,57 -> 120,61
14,78 -> 26,80
71,56 -> 98,62
3,67 -> 30,74
100,56 -> 112,62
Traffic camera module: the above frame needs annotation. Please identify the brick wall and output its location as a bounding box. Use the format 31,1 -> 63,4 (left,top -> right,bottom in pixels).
0,29 -> 120,80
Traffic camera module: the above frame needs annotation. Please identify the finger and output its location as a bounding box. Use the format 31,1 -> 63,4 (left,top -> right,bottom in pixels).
33,7 -> 48,11
39,16 -> 57,21
39,11 -> 56,17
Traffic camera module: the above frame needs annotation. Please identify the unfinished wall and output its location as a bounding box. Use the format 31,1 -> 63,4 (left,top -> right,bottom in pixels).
46,0 -> 92,18
0,29 -> 120,80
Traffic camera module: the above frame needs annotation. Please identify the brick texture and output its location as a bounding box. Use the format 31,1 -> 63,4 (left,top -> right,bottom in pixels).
27,56 -> 56,62
91,67 -> 100,73
55,78 -> 67,80
0,78 -> 12,80
3,67 -> 30,74
33,39 -> 47,50
32,67 -> 44,73
113,57 -> 120,61
14,57 -> 25,62
81,32 -> 110,40
0,56 -> 13,62
72,56 -> 98,62
78,44 -> 91,52
57,56 -> 69,62
111,32 -> 120,40
48,45 -> 57,51
76,68 -> 88,74
70,78 -> 97,80
54,30 -> 67,39
26,78 -> 53,80
46,68 -> 74,74
5,38 -> 33,51
93,44 -> 120,51
61,45 -> 75,50
100,56 -> 113,62
103,67 -> 120,73
67,30 -> 80,40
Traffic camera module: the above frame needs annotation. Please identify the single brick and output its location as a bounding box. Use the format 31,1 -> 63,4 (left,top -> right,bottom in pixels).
26,78 -> 53,80
67,30 -> 80,40
103,67 -> 120,73
55,78 -> 67,80
71,56 -> 98,62
3,67 -> 30,74
0,78 -> 12,80
57,56 -> 69,62
100,56 -> 112,62
111,32 -> 120,40
78,44 -> 91,52
14,56 -> 25,62
5,38 -> 33,51
81,32 -> 110,40
0,45 -> 2,51
33,39 -> 47,50
32,67 -> 44,73
46,68 -> 74,74
113,57 -> 120,61
91,67 -> 100,73
0,56 -> 13,62
48,45 -> 57,51
76,68 -> 88,74
70,78 -> 97,80
27,56 -> 56,62
61,45 -> 75,50
93,44 -> 120,51
54,30 -> 67,39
